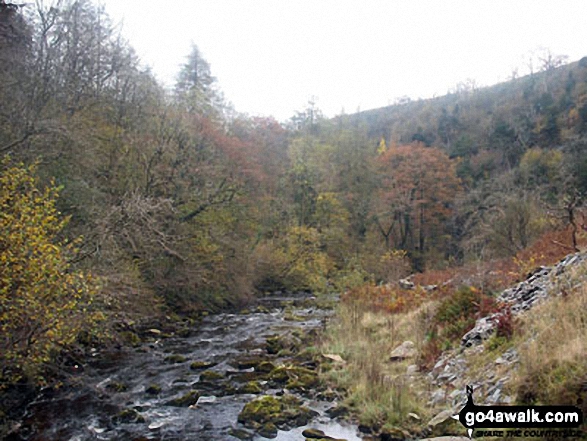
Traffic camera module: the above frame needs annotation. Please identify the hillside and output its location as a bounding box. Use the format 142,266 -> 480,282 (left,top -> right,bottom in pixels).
349,57 -> 587,154
321,252 -> 587,439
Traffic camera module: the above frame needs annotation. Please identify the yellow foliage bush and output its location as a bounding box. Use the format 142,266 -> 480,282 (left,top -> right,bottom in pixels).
0,158 -> 102,385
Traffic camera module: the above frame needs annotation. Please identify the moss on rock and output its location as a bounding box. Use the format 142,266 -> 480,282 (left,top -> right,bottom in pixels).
145,384 -> 162,395
268,365 -> 318,391
106,381 -> 128,392
239,381 -> 263,394
166,390 -> 200,407
164,354 -> 187,364
199,370 -> 224,381
237,394 -> 317,432
113,408 -> 145,424
256,361 -> 276,373
190,360 -> 217,370
228,427 -> 254,440
259,422 -> 278,438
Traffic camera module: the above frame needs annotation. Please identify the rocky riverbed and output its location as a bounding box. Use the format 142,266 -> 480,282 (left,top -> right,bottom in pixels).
6,293 -> 361,441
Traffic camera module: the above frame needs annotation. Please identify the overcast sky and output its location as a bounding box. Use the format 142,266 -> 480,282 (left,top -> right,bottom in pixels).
100,0 -> 587,122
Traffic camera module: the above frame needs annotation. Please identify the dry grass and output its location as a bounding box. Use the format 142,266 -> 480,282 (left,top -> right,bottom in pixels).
321,245 -> 587,437
512,260 -> 587,416
320,300 -> 436,431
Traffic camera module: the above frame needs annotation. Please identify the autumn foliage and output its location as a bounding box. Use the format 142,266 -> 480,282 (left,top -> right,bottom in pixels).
373,143 -> 461,270
0,159 -> 102,384
341,283 -> 429,315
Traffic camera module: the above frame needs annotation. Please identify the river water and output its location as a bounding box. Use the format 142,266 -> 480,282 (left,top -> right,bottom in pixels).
11,293 -> 361,441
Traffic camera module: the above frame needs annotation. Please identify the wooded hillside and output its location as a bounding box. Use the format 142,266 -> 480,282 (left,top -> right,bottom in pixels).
1,0 -> 587,386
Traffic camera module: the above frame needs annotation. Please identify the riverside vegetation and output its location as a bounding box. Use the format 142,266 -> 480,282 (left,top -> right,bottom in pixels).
1,1 -> 587,440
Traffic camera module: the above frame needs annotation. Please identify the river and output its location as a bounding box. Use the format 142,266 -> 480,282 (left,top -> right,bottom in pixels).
10,293 -> 361,441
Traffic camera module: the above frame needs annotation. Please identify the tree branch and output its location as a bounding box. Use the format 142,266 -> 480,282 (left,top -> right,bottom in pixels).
0,131 -> 32,153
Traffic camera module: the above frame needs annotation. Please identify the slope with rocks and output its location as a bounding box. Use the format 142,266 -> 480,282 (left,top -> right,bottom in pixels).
321,252 -> 587,440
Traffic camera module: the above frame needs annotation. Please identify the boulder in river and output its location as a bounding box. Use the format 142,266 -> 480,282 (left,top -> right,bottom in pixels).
237,394 -> 318,432
163,354 -> 187,364
166,390 -> 200,407
112,408 -> 145,424
198,370 -> 225,381
302,427 -> 347,439
238,381 -> 263,394
228,427 -> 255,440
145,384 -> 162,395
268,365 -> 318,391
189,360 -> 217,370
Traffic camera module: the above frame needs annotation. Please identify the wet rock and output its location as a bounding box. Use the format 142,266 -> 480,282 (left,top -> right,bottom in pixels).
235,337 -> 265,351
266,332 -> 302,355
303,428 -> 329,438
358,423 -> 375,434
228,427 -> 254,440
166,390 -> 200,407
238,381 -> 263,394
163,354 -> 187,364
256,361 -> 277,373
237,395 -> 281,426
113,408 -> 145,424
316,388 -> 339,401
266,335 -> 282,355
325,403 -> 349,418
234,356 -> 265,370
148,420 -> 166,430
237,395 -> 318,432
120,330 -> 142,347
189,360 -> 217,370
231,371 -> 268,383
284,310 -> 307,322
145,384 -> 162,395
389,340 -> 417,361
175,327 -> 192,338
195,395 -> 217,405
302,427 -> 345,439
198,370 -> 224,381
105,381 -> 128,392
259,422 -> 278,438
268,365 -> 318,391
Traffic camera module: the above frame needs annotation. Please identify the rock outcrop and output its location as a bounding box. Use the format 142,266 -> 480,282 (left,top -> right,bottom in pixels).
390,340 -> 417,361
428,252 -> 586,411
461,253 -> 587,347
